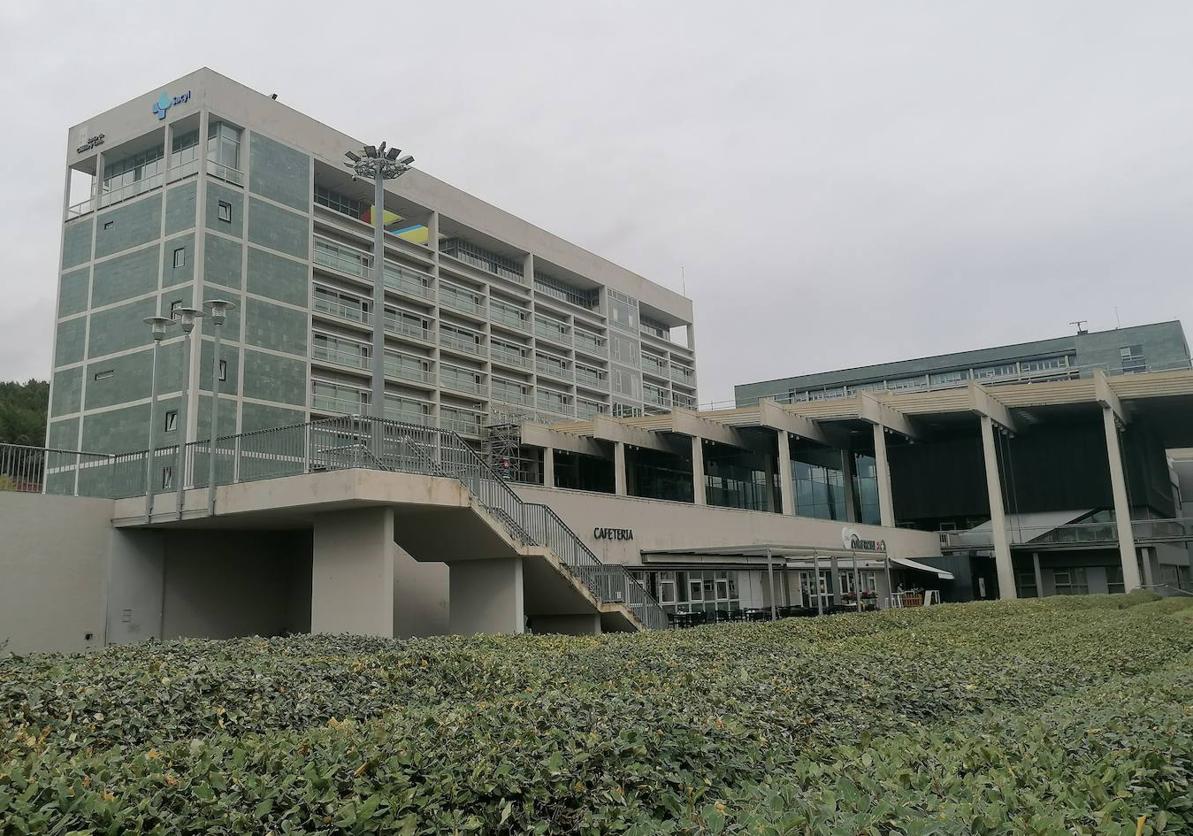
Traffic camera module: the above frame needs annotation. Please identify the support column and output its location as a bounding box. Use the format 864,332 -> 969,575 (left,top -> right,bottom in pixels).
691,436 -> 706,506
871,424 -> 895,528
614,441 -> 627,496
829,555 -> 840,606
1102,406 -> 1142,592
542,446 -> 555,488
776,430 -> 794,515
979,415 -> 1016,600
1032,552 -> 1044,598
311,508 -> 395,636
840,448 -> 858,522
1141,546 -> 1155,588
449,557 -> 524,635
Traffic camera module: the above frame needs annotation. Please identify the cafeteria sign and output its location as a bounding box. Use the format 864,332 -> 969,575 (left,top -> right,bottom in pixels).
841,527 -> 886,553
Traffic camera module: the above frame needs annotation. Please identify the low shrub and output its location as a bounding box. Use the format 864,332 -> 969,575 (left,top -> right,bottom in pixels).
1,594 -> 1190,833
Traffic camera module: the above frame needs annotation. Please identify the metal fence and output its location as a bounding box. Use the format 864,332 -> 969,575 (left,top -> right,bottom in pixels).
939,517 -> 1193,550
29,415 -> 668,630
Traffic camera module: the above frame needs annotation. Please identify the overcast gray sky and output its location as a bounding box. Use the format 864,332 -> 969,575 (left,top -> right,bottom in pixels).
1,1 -> 1190,405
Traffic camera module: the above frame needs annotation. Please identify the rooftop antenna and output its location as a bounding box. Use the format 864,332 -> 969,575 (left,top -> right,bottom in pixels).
681,265 -> 686,295
1115,306 -> 1121,329
1070,319 -> 1089,336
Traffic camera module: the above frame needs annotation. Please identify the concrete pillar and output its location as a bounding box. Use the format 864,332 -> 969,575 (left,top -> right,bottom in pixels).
449,557 -> 524,635
829,555 -> 840,606
979,415 -> 1016,600
1141,545 -> 1154,588
1032,552 -> 1044,598
542,446 -> 555,488
614,441 -> 627,496
840,448 -> 858,522
691,436 -> 706,506
776,430 -> 794,515
311,508 -> 395,636
871,424 -> 895,527
1102,406 -> 1142,592
533,613 -> 601,635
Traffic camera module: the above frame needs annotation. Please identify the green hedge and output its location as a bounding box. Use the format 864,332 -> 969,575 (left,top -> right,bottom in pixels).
2,594 -> 1191,833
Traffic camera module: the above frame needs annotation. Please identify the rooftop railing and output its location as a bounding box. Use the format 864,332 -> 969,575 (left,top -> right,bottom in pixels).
938,517 -> 1193,550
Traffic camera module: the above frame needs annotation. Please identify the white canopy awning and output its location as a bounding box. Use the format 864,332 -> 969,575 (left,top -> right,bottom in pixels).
891,556 -> 954,580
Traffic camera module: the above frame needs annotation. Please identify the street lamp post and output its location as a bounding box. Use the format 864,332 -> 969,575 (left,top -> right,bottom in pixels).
204,299 -> 236,516
142,315 -> 178,522
344,143 -> 414,456
172,307 -> 203,519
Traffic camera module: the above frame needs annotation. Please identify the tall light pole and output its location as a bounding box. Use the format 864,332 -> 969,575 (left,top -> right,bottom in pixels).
344,143 -> 414,454
142,314 -> 178,522
173,306 -> 203,519
204,299 -> 236,516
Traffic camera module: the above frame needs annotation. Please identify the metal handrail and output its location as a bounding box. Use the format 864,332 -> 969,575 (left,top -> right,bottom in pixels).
9,417 -> 669,629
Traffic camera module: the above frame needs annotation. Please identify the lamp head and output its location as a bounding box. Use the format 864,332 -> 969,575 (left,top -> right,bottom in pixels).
172,306 -> 203,334
363,144 -> 377,158
344,150 -> 360,163
203,299 -> 237,326
143,315 -> 176,341
385,146 -> 400,161
397,154 -> 414,166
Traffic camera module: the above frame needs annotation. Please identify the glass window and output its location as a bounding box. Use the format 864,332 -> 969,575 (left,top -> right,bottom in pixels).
217,200 -> 232,223
1053,567 -> 1089,595
207,121 -> 242,170
217,360 -> 227,382
1016,570 -> 1038,598
1120,345 -> 1146,373
608,290 -> 638,333
164,410 -> 177,433
1107,565 -> 1125,594
173,247 -> 186,268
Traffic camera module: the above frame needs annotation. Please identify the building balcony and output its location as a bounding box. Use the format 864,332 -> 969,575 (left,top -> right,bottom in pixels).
439,331 -> 484,357
490,304 -> 532,333
312,392 -> 367,415
384,356 -> 433,385
207,159 -> 245,187
314,296 -> 371,328
535,322 -> 571,345
312,344 -> 370,372
383,315 -> 433,344
314,238 -> 371,280
383,264 -> 434,301
535,360 -> 571,381
439,284 -> 486,317
575,369 -> 606,390
573,332 -> 608,357
440,373 -> 484,396
97,172 -> 164,211
491,346 -> 531,371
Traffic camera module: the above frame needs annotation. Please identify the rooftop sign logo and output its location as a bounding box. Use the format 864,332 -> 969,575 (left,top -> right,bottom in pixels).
842,526 -> 886,553
152,90 -> 191,121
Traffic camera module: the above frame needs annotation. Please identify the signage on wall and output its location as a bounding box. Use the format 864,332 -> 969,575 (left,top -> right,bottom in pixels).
152,90 -> 192,121
75,133 -> 105,154
594,527 -> 634,541
841,526 -> 886,553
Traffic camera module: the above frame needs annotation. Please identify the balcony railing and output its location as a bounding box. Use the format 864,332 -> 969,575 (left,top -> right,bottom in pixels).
641,356 -> 668,376
440,372 -> 484,395
312,344 -> 370,371
442,411 -> 484,436
490,303 -> 531,332
383,263 -> 433,300
385,315 -> 432,342
98,173 -> 164,210
207,159 -> 245,186
167,159 -> 199,183
312,392 -> 368,415
314,296 -> 371,326
439,331 -> 484,356
535,321 -> 571,343
491,345 -> 531,369
575,368 -> 606,390
535,360 -> 570,380
439,284 -> 485,316
314,239 -> 370,279
573,331 -> 607,356
384,356 -> 433,383
670,366 -> 696,385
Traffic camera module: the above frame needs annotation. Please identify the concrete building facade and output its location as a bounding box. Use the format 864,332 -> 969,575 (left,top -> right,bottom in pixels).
48,68 -> 697,489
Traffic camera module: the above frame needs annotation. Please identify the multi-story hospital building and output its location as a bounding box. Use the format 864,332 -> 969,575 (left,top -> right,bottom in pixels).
2,69 -> 1192,653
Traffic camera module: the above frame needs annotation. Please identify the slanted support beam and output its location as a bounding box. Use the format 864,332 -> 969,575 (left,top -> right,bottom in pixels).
968,381 -> 1018,433
1094,368 -> 1126,424
1102,406 -> 1142,591
592,414 -> 672,453
979,415 -> 1016,599
871,424 -> 896,528
520,423 -> 606,457
840,447 -> 858,522
858,392 -> 920,440
614,441 -> 627,496
759,399 -> 829,445
670,408 -> 753,450
691,435 -> 706,506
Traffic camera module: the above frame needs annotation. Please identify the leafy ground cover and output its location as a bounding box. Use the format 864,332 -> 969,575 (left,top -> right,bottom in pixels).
2,593 -> 1191,834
